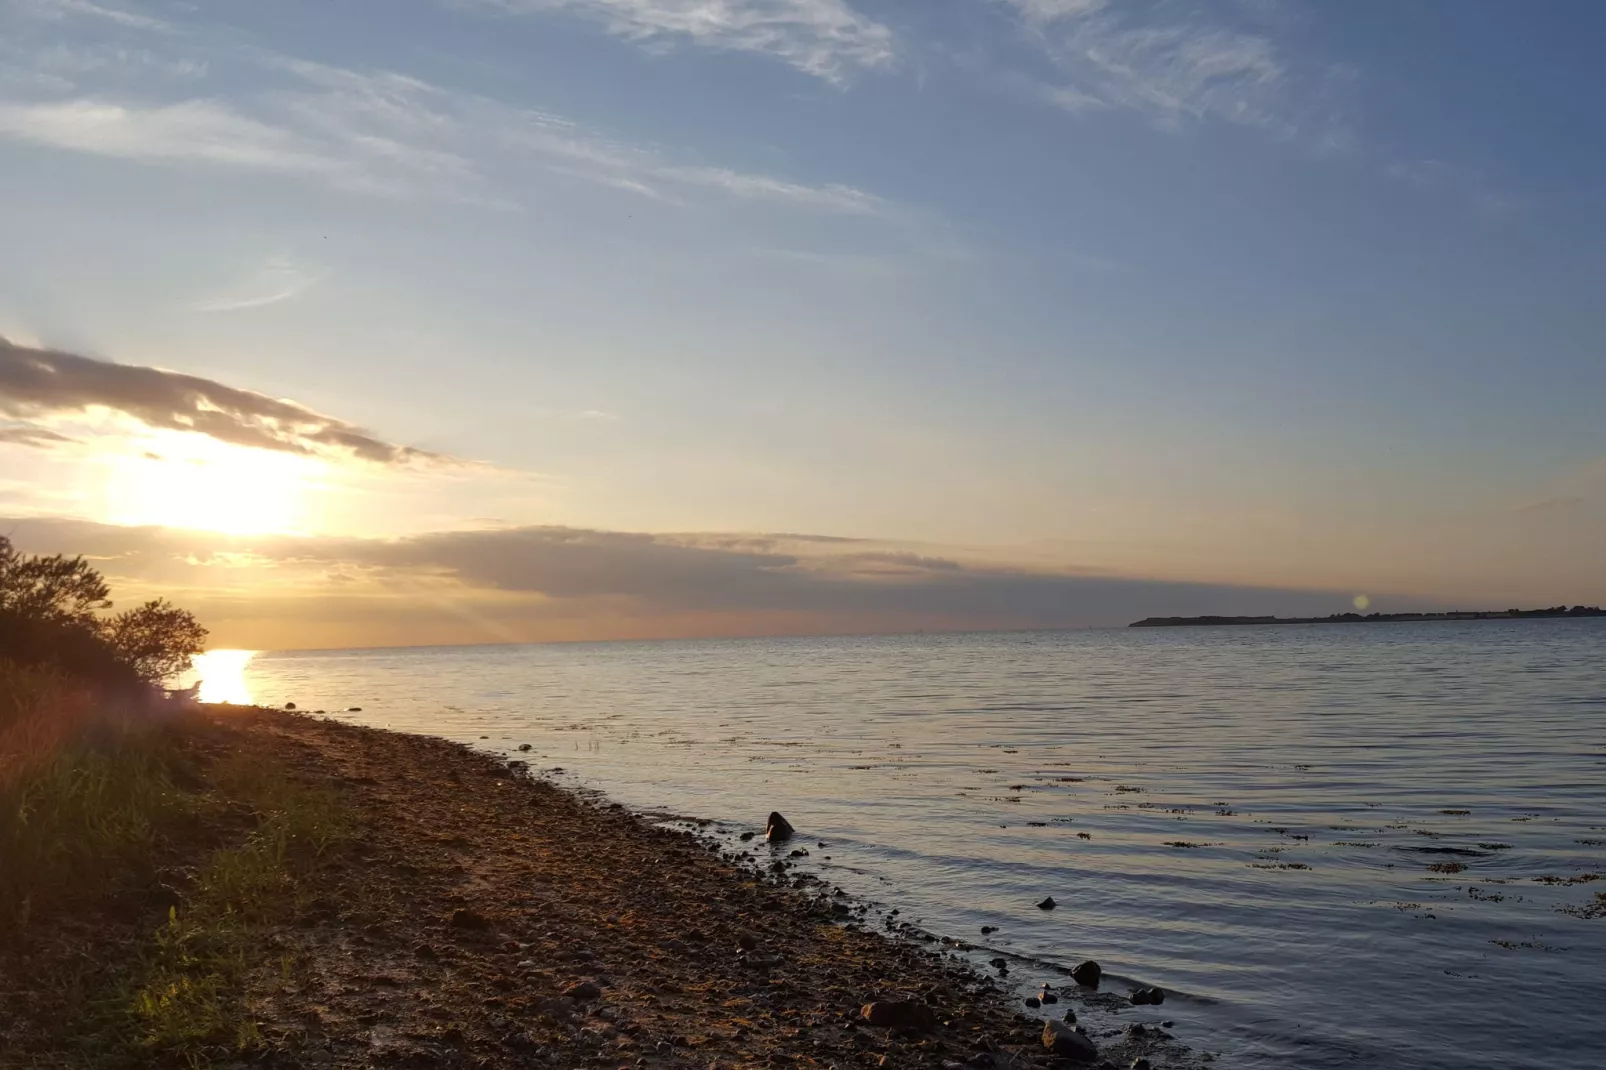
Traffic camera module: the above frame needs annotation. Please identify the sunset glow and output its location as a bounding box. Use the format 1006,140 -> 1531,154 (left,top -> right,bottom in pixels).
102,434 -> 319,536
189,649 -> 257,704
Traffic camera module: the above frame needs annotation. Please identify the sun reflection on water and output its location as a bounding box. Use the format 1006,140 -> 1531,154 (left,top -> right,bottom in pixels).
190,649 -> 257,704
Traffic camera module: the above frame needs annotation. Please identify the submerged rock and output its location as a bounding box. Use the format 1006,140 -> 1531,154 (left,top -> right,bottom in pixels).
1037,896 -> 1057,910
1130,986 -> 1165,1005
1041,1019 -> 1098,1062
1070,960 -> 1102,987
766,812 -> 795,842
1024,997 -> 1041,1008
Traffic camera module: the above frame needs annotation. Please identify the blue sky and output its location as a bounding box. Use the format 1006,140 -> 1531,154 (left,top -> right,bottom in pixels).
0,0 -> 1602,644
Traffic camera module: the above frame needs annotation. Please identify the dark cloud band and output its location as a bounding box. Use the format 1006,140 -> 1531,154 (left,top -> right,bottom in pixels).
0,337 -> 441,464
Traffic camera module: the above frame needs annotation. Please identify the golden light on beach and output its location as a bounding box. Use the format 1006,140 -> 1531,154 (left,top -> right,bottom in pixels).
103,434 -> 316,535
191,649 -> 257,704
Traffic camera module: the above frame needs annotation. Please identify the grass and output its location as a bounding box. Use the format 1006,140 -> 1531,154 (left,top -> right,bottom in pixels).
0,661 -> 353,1068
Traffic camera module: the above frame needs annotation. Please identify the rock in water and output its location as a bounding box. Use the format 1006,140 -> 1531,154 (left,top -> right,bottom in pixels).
861,1001 -> 937,1031
1149,986 -> 1166,1005
766,812 -> 795,842
517,743 -> 532,751
284,702 -> 297,710
1070,960 -> 1102,987
1041,1020 -> 1098,1062
1037,896 -> 1057,910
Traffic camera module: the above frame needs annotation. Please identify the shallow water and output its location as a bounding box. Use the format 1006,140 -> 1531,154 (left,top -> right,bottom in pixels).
201,621 -> 1606,1068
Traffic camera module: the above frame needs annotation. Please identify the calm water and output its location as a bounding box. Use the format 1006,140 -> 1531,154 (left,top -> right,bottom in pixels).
197,622 -> 1606,1068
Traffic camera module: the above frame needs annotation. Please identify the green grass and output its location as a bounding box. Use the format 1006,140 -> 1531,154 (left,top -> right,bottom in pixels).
0,663 -> 353,1068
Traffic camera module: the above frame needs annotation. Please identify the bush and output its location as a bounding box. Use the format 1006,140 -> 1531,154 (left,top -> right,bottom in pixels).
0,537 -> 206,690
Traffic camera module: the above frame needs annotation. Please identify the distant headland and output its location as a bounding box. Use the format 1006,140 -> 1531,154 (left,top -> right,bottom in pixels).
1130,605 -> 1605,628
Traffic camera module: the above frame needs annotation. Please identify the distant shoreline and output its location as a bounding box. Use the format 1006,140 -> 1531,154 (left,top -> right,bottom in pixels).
1130,606 -> 1605,628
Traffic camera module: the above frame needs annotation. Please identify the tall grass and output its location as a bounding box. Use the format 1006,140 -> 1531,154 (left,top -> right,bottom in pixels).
0,662 -> 200,930
0,661 -> 353,1066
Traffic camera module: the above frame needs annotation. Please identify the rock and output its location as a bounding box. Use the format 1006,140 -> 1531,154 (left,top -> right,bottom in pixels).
980,925 -> 998,934
988,957 -> 1008,970
1131,1061 -> 1153,1070
1149,987 -> 1165,1005
448,908 -> 491,931
1042,1019 -> 1098,1062
737,934 -> 758,951
1071,960 -> 1102,987
1126,1024 -> 1148,1038
1062,1009 -> 1077,1023
1040,992 -> 1058,1004
564,981 -> 603,1002
1024,997 -> 1041,1008
347,706 -> 362,712
1037,896 -> 1057,910
1130,986 -> 1165,1005
861,1001 -> 937,1031
788,848 -> 809,858
413,942 -> 438,959
517,743 -> 532,751
1130,989 -> 1152,1006
285,702 -> 297,710
766,812 -> 795,842
739,831 -> 756,842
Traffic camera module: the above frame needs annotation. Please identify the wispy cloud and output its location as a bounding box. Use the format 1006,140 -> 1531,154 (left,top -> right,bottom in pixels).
480,0 -> 895,82
0,22 -> 891,214
193,254 -> 330,313
0,337 -> 445,465
1001,0 -> 1294,132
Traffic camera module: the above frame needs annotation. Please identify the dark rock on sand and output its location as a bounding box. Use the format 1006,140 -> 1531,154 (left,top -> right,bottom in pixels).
1042,1019 -> 1098,1062
517,743 -> 532,752
347,707 -> 362,712
563,981 -> 602,1002
861,1001 -> 937,1030
766,812 -> 795,842
1071,960 -> 1102,987
285,702 -> 297,710
1037,896 -> 1057,910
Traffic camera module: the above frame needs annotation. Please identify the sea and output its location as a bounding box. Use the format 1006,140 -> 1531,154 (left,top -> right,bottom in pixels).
190,620 -> 1606,1069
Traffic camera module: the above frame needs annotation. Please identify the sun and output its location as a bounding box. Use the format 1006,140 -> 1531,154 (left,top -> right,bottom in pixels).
188,649 -> 257,704
102,431 -> 321,534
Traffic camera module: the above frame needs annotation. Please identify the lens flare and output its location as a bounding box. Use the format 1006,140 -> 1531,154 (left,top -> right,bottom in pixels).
190,649 -> 257,704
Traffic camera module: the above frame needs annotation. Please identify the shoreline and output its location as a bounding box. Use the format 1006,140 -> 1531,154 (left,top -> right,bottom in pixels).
3,706 -> 1201,1069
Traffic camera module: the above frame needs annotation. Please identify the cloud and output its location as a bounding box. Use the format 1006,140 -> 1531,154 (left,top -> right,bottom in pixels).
999,0 -> 1301,133
0,516 -> 1362,645
193,254 -> 329,313
0,29 -> 891,213
481,0 -> 896,82
0,424 -> 76,447
0,337 -> 444,465
0,96 -> 382,186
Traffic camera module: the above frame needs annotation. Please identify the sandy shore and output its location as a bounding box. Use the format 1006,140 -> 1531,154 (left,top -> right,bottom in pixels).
5,708 -> 1200,1068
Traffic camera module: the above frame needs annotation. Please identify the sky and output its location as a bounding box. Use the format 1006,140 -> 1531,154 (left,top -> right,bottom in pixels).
0,0 -> 1603,648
